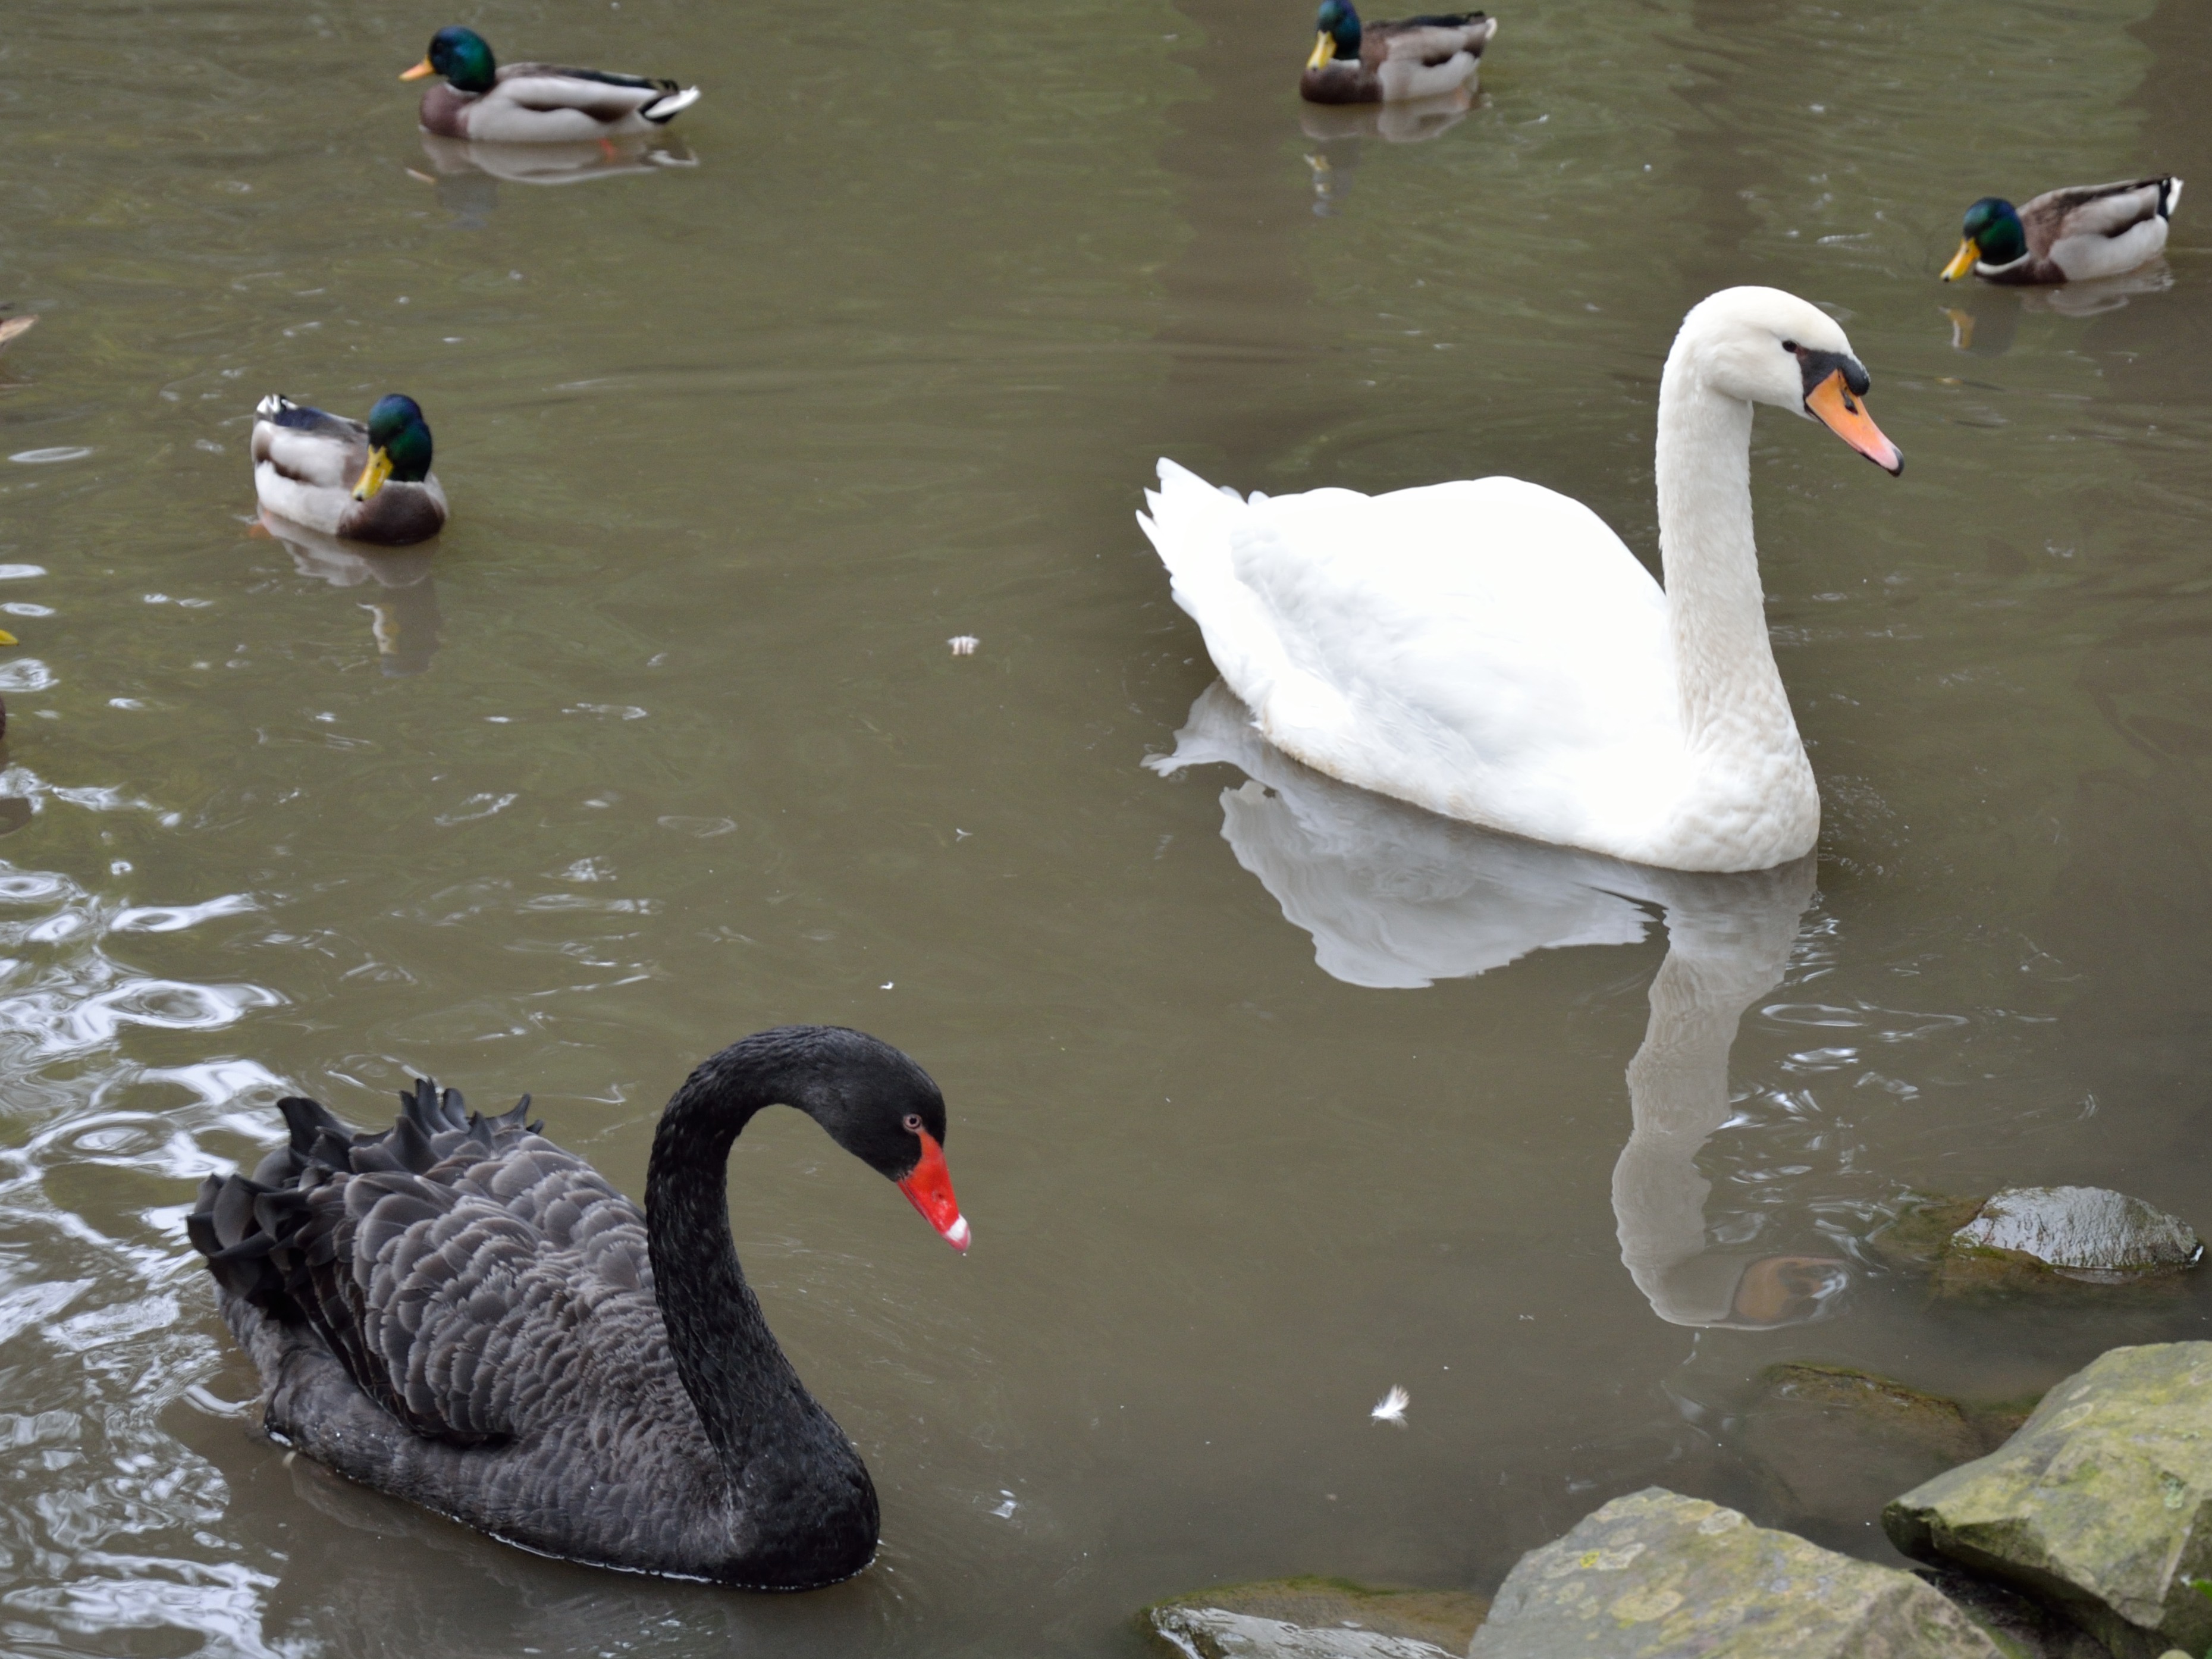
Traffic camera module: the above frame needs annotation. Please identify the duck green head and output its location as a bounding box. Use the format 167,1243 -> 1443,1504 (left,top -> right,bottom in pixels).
401,26 -> 496,95
352,395 -> 434,501
1941,197 -> 2025,281
1308,0 -> 1362,70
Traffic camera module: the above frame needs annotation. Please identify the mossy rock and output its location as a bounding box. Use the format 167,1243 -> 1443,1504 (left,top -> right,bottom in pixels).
1742,1361 -> 2038,1531
1868,1194 -> 1989,1273
1469,1488 -> 1999,1657
1887,1342 -> 2212,1659
1761,1360 -> 2036,1457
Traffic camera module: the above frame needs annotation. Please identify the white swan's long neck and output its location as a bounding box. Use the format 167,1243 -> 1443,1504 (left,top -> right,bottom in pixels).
1653,355 -> 1799,761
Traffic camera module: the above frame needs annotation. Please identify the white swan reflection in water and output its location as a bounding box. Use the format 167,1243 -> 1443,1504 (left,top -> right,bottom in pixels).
1152,682 -> 1849,1329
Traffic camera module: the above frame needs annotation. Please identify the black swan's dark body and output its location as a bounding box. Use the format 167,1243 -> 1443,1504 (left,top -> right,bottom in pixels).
187,1026 -> 957,1589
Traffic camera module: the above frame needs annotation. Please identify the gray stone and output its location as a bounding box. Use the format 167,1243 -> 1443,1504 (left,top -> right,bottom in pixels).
1867,1190 -> 2202,1298
1950,1188 -> 2201,1282
1145,1578 -> 1487,1659
1885,1342 -> 2212,1659
1468,1487 -> 1998,1657
1149,1606 -> 1457,1659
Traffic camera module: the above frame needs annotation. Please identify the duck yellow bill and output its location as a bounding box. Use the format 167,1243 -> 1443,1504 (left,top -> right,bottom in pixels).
0,629 -> 17,647
1807,370 -> 1902,475
1306,32 -> 1336,70
1939,239 -> 1980,282
400,58 -> 436,81
352,446 -> 395,502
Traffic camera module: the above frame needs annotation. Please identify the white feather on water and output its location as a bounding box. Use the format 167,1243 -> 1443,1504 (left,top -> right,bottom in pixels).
1371,1385 -> 1409,1426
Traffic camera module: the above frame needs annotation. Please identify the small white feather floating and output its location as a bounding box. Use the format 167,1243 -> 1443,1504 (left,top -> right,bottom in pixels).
1371,1385 -> 1408,1426
947,635 -> 979,656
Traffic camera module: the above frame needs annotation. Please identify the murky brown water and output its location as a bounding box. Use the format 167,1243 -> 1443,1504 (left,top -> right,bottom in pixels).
4,0 -> 2212,1651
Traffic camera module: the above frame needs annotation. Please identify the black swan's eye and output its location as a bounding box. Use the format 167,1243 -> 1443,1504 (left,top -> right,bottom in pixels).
902,1113 -> 924,1134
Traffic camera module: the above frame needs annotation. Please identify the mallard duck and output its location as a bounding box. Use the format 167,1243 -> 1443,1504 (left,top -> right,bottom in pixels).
251,394 -> 447,547
1301,1 -> 1495,106
402,26 -> 701,143
1941,177 -> 2182,285
1137,288 -> 1903,874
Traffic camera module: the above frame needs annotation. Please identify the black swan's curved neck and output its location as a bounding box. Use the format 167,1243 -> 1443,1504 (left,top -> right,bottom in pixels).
643,1030 -> 874,1554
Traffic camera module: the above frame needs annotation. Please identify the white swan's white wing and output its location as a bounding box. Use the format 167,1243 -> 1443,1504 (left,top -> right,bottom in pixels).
1140,460 -> 1683,852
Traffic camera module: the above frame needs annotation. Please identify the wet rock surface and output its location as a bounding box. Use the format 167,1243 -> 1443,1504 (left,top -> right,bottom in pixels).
1743,1361 -> 2032,1530
1869,1188 -> 2201,1296
1886,1342 -> 2212,1659
1145,1578 -> 1486,1659
1951,1188 -> 2201,1282
1467,1487 -> 1998,1657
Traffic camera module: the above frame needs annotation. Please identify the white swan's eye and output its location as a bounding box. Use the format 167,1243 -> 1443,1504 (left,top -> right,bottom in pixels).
1780,339 -> 1799,353
902,1113 -> 924,1134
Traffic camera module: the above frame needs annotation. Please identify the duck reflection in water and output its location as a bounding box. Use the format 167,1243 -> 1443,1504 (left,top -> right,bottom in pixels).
1942,264 -> 2173,356
1153,682 -> 1847,1329
1299,90 -> 1473,217
412,134 -> 697,226
258,510 -> 444,676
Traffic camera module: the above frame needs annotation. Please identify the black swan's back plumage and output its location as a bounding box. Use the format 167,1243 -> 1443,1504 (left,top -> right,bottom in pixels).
184,1030 -> 952,1589
193,1082 -> 635,1448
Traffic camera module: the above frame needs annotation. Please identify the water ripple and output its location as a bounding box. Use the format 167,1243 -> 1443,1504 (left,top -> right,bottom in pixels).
0,855 -> 295,1658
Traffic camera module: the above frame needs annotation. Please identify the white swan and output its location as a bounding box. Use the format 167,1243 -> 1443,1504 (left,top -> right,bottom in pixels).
1137,287 -> 1903,874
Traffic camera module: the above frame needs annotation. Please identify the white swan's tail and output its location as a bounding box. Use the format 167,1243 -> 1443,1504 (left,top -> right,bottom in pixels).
1138,459 -> 1336,749
1137,457 -> 1248,620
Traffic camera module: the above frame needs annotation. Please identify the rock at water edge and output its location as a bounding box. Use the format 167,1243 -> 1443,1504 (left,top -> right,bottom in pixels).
1145,1578 -> 1488,1659
1950,1188 -> 2201,1282
1886,1341 -> 2212,1659
1742,1361 -> 2031,1531
1149,1606 -> 1458,1659
1469,1487 -> 1998,1657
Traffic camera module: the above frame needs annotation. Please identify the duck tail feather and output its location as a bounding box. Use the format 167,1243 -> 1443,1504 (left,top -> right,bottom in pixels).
641,85 -> 700,123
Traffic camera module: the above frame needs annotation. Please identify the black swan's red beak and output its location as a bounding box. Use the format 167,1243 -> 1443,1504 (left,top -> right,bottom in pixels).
897,1131 -> 970,1252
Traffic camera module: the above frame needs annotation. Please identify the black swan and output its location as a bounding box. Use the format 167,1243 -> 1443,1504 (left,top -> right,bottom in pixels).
187,1025 -> 968,1589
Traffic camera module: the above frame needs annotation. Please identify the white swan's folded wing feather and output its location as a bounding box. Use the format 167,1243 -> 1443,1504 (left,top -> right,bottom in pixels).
1149,464 -> 1683,845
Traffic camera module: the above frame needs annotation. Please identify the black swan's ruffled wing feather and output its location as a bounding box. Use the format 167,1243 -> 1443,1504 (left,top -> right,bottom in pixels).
189,1079 -> 652,1450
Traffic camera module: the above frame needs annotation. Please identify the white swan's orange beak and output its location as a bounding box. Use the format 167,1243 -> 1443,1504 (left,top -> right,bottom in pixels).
1807,369 -> 1902,476
897,1131 -> 970,1252
400,58 -> 437,81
